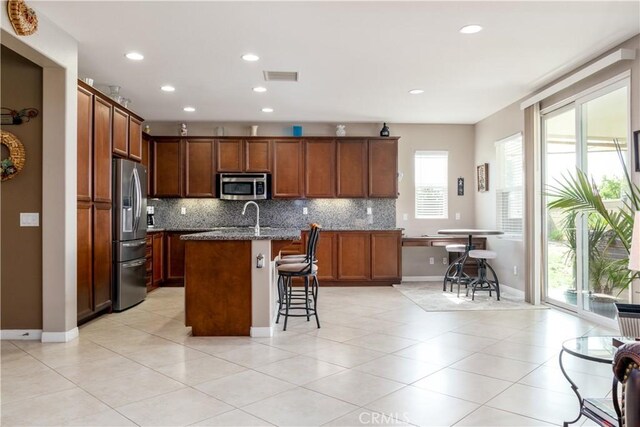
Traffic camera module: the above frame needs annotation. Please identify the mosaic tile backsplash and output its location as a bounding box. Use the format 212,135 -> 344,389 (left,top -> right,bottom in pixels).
149,198 -> 397,230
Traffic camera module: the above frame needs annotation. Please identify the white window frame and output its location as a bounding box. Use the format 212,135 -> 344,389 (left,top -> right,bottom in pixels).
495,132 -> 523,239
414,151 -> 448,219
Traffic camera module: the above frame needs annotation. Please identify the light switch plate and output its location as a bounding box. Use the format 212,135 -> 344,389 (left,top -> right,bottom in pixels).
20,213 -> 39,227
455,212 -> 461,220
402,213 -> 408,221
366,207 -> 372,215
303,207 -> 308,215
180,207 -> 186,215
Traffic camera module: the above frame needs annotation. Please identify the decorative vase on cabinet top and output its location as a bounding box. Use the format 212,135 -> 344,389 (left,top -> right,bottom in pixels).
336,125 -> 346,137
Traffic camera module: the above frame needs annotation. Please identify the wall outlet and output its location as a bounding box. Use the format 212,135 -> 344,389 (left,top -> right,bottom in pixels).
429,257 -> 434,265
20,213 -> 39,227
455,212 -> 461,220
303,207 -> 308,215
513,266 -> 518,276
366,207 -> 372,215
443,257 -> 448,265
180,207 -> 186,215
402,213 -> 408,221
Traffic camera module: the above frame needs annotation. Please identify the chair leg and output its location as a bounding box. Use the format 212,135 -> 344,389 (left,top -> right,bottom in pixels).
313,275 -> 321,329
304,276 -> 310,321
486,262 -> 500,301
283,276 -> 292,331
276,274 -> 283,324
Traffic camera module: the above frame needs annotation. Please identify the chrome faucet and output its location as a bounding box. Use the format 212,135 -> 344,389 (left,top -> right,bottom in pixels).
242,201 -> 260,236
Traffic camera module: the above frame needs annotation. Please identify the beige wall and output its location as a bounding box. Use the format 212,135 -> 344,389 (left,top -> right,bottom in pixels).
1,46 -> 43,330
1,2 -> 78,340
474,34 -> 640,295
393,124 -> 476,278
147,121 -> 477,278
474,103 -> 525,290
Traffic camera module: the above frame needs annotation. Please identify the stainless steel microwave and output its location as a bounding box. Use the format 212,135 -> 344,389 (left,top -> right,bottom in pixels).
218,173 -> 270,200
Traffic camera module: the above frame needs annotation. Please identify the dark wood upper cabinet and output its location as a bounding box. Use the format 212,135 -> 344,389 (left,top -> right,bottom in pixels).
370,231 -> 402,280
337,232 -> 371,280
153,139 -> 182,197
336,139 -> 368,198
77,87 -> 93,202
368,139 -> 398,198
304,139 -> 336,198
112,106 -> 129,157
245,139 -> 271,172
93,96 -> 112,203
141,133 -> 151,195
128,116 -> 143,162
272,139 -> 304,198
216,139 -> 243,172
185,139 -> 215,197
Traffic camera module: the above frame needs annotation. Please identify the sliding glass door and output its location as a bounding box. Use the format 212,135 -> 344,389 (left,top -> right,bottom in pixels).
543,80 -> 630,322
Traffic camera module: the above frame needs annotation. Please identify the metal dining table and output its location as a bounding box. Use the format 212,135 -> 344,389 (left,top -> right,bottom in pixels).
437,229 -> 504,293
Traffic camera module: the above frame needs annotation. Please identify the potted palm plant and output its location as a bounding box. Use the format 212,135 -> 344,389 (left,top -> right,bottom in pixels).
546,140 -> 638,323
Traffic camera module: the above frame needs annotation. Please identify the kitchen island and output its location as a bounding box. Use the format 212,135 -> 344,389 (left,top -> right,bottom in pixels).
181,227 -> 301,337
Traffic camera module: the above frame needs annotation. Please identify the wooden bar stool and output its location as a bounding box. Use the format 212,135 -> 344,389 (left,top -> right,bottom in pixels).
467,249 -> 500,301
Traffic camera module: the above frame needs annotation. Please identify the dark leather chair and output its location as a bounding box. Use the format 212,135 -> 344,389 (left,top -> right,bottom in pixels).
613,342 -> 640,427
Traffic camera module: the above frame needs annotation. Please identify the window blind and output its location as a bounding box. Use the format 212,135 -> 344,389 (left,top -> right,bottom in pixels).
415,151 -> 448,219
496,134 -> 523,237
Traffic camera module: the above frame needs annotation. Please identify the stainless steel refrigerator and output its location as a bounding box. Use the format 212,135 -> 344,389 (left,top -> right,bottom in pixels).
112,159 -> 147,311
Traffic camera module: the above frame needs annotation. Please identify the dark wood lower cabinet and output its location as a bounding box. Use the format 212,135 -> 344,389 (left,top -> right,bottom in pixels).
295,230 -> 402,285
77,202 -> 93,320
152,232 -> 164,285
77,202 -> 112,324
93,204 -> 112,312
165,232 -> 187,284
337,232 -> 371,281
371,232 -> 402,280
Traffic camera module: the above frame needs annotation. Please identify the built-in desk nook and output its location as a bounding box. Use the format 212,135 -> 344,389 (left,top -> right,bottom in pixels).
402,235 -> 487,275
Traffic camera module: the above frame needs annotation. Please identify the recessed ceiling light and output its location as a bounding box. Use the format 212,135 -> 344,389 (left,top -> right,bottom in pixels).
459,24 -> 483,34
253,86 -> 267,93
242,53 -> 260,62
261,107 -> 274,113
161,85 -> 175,92
125,52 -> 144,60
409,89 -> 424,95
183,106 -> 196,112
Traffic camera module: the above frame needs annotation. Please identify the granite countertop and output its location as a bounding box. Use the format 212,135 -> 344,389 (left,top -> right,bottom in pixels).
180,227 -> 302,241
151,226 -> 402,233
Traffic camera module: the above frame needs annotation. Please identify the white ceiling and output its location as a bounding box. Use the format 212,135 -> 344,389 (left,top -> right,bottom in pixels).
34,1 -> 640,124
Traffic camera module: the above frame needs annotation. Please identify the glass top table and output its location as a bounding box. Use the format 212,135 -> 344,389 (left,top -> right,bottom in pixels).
562,336 -> 632,364
559,336 -> 636,426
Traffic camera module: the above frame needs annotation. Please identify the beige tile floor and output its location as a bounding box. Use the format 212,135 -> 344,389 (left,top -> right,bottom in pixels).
1,286 -> 619,426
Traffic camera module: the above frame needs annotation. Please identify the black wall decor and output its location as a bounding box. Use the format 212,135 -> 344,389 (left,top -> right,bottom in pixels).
457,177 -> 464,196
634,130 -> 640,172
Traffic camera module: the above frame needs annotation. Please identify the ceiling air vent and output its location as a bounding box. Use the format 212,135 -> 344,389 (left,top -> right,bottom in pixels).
263,71 -> 299,82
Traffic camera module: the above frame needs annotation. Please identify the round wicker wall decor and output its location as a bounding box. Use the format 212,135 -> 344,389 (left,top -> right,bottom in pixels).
7,0 -> 38,36
1,131 -> 26,182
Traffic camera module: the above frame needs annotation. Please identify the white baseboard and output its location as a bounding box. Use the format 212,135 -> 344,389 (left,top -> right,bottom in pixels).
1,329 -> 43,340
41,327 -> 79,343
401,276 -> 444,282
250,326 -> 273,338
499,283 -> 525,298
